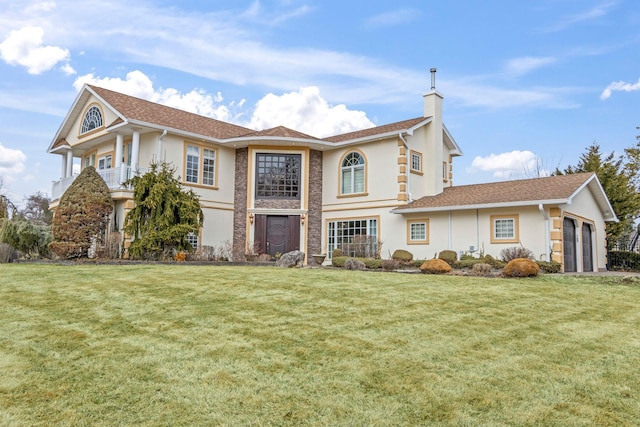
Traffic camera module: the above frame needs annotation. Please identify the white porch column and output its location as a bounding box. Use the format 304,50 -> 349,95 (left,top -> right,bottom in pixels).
61,154 -> 68,178
115,134 -> 125,183
65,150 -> 73,178
131,130 -> 140,176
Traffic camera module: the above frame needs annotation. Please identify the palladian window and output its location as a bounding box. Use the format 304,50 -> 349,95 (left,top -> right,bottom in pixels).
341,152 -> 365,195
81,106 -> 103,134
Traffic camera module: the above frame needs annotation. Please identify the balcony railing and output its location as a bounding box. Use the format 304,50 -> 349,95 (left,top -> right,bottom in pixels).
51,166 -> 148,200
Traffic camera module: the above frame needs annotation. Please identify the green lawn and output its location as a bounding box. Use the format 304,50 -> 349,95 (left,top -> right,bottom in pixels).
1,264 -> 639,426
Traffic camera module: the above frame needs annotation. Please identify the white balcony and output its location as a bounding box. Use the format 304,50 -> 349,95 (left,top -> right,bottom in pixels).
51,166 -> 148,200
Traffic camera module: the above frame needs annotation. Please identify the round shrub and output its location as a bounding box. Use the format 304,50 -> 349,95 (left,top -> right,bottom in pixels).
471,262 -> 493,276
503,258 -> 540,277
438,250 -> 457,265
332,248 -> 343,258
420,258 -> 452,274
483,254 -> 506,269
392,249 -> 413,262
331,256 -> 347,268
345,258 -> 366,270
382,259 -> 400,271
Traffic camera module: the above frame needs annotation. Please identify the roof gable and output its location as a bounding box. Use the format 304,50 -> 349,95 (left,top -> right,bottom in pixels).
88,85 -> 252,139
324,117 -> 429,143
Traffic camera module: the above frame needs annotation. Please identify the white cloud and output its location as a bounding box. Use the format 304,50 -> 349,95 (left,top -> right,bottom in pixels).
0,26 -> 70,74
0,143 -> 27,184
541,1 -> 618,32
469,150 -> 546,178
248,86 -> 375,137
74,71 -> 240,122
242,1 -> 312,26
600,77 -> 640,100
74,72 -> 374,138
365,9 -> 419,28
504,56 -> 556,76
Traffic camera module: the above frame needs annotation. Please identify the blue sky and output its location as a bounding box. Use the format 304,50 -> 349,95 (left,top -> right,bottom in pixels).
0,0 -> 639,204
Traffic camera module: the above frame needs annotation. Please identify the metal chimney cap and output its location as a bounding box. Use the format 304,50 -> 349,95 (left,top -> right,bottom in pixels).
430,68 -> 437,90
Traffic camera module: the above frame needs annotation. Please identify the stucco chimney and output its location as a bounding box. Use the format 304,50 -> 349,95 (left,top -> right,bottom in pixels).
423,68 -> 445,196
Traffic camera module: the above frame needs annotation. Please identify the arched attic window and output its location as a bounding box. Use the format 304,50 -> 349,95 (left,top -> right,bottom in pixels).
341,151 -> 365,194
81,105 -> 103,134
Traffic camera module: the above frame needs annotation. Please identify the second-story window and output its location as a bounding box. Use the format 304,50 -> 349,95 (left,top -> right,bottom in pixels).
255,153 -> 301,199
81,105 -> 103,134
185,143 -> 217,187
341,151 -> 365,195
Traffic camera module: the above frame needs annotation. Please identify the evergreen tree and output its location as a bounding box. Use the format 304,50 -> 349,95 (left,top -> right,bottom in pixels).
50,166 -> 113,258
559,143 -> 640,241
124,162 -> 203,259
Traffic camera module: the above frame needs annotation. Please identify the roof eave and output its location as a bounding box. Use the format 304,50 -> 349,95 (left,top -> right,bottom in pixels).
392,198 -> 571,214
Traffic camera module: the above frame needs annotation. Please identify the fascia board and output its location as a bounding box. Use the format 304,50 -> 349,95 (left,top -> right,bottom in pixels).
392,199 -> 570,214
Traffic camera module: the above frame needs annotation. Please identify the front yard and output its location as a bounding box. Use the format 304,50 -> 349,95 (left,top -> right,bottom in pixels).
1,264 -> 639,425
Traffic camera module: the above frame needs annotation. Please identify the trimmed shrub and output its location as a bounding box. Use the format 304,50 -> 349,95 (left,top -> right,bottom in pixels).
500,246 -> 534,262
420,258 -> 452,274
504,258 -> 540,277
51,166 -> 113,259
438,250 -> 458,265
536,260 -> 562,274
412,259 -> 427,268
483,254 -> 506,269
332,256 -> 348,268
345,258 -> 366,270
382,259 -> 400,271
391,249 -> 413,262
332,248 -> 343,258
453,258 -> 485,269
0,242 -> 18,263
471,263 -> 492,276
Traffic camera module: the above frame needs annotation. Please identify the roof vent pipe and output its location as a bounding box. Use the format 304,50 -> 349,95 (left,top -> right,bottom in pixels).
430,68 -> 437,90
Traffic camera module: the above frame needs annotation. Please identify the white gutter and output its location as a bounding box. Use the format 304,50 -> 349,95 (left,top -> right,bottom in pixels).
538,204 -> 550,262
392,198 -> 572,214
399,132 -> 413,202
157,129 -> 167,161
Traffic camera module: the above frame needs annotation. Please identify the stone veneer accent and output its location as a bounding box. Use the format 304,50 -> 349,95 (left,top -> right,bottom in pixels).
307,150 -> 323,264
232,148 -> 248,261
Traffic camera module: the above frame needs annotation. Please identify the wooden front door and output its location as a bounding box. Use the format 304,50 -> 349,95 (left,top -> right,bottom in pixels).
254,215 -> 300,258
582,223 -> 593,272
563,217 -> 577,272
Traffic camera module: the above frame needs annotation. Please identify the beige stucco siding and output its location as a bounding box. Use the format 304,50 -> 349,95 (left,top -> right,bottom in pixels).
323,139 -> 399,205
200,206 -> 234,249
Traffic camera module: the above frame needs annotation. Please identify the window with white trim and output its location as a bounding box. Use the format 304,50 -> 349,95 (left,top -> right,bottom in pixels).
186,232 -> 198,251
411,151 -> 422,173
81,105 -> 103,134
327,218 -> 378,258
341,152 -> 365,194
408,220 -> 429,243
491,214 -> 519,243
98,154 -> 112,170
84,153 -> 96,168
185,144 -> 217,187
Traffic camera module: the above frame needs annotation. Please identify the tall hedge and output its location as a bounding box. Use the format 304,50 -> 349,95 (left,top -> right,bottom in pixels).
50,166 -> 113,258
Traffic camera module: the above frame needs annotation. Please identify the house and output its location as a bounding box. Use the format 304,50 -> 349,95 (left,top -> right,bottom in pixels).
47,79 -> 617,272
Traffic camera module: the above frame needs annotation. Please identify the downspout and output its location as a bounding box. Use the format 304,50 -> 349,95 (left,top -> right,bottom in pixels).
157,129 -> 167,162
448,211 -> 452,250
538,204 -> 550,262
399,132 -> 413,202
